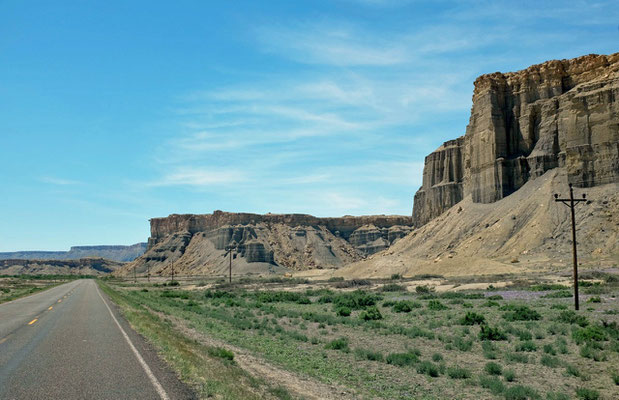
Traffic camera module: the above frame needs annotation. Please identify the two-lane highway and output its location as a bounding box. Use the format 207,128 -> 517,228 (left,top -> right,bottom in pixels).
0,280 -> 195,399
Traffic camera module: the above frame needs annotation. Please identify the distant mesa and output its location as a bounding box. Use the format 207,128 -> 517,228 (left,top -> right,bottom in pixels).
0,258 -> 123,276
0,243 -> 147,263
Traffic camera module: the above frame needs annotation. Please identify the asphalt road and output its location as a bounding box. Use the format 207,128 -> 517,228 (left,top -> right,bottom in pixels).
0,279 -> 195,399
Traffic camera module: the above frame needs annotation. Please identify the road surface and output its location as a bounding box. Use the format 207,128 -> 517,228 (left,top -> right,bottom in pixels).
0,279 -> 195,399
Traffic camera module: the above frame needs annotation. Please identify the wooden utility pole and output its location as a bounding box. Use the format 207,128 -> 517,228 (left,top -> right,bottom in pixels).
225,242 -> 237,284
171,264 -> 175,285
554,183 -> 587,310
133,266 -> 137,283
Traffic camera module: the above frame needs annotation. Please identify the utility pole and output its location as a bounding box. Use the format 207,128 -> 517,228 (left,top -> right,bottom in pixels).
133,266 -> 137,284
225,242 -> 237,284
171,264 -> 175,285
554,183 -> 587,310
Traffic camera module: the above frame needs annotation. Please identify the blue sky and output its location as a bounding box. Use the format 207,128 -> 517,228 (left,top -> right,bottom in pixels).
1,0 -> 617,251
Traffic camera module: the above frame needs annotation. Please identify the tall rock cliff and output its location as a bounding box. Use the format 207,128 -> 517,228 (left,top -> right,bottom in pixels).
119,211 -> 412,276
413,53 -> 619,226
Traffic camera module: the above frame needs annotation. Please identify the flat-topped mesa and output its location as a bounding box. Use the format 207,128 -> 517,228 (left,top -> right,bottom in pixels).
413,52 -> 619,227
149,210 -> 412,248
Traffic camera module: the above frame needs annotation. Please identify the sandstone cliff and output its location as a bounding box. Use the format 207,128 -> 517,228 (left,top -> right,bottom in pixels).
119,212 -> 411,276
413,53 -> 619,226
0,243 -> 147,262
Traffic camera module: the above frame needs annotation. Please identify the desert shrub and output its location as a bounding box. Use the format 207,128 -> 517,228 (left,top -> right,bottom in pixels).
334,279 -> 371,288
359,306 -> 382,321
586,296 -> 601,303
546,393 -> 570,400
416,361 -> 440,377
572,325 -> 607,344
550,304 -> 568,310
479,376 -> 505,395
505,352 -> 529,364
332,291 -> 381,310
381,283 -> 406,292
565,364 -> 581,377
543,344 -> 556,355
447,366 -> 471,379
487,294 -> 504,300
460,311 -> 485,325
354,348 -> 384,362
480,325 -> 508,341
575,388 -> 599,400
557,310 -> 588,327
207,346 -> 234,361
529,284 -> 566,291
579,344 -> 607,361
432,352 -> 443,362
327,276 -> 344,282
386,352 -> 419,366
542,290 -> 573,298
503,369 -> 516,382
503,385 -> 541,400
454,337 -> 473,352
502,305 -> 542,321
485,362 -> 503,375
324,337 -> 349,352
254,291 -> 311,304
204,290 -> 236,299
517,330 -> 533,341
427,300 -> 448,311
336,306 -> 351,317
415,285 -> 434,294
390,273 -> 402,280
482,341 -> 499,359
515,340 -> 537,352
392,300 -> 421,313
483,300 -> 501,307
540,355 -> 561,368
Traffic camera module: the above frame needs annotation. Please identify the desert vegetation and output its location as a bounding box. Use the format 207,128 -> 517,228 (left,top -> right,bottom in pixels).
0,274 -> 82,303
100,272 -> 618,399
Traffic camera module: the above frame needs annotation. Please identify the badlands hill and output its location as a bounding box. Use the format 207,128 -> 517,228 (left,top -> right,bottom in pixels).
116,212 -> 411,277
338,52 -> 619,278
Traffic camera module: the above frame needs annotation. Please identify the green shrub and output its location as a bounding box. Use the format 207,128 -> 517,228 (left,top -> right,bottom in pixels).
503,385 -> 541,400
336,306 -> 351,317
207,346 -> 234,361
483,300 -> 501,307
416,361 -> 440,377
505,352 -> 529,364
543,344 -> 556,355
324,337 -> 349,352
487,295 -> 504,300
327,276 -> 344,282
392,300 -> 421,313
482,341 -> 498,359
447,366 -> 471,379
550,304 -> 568,310
515,340 -> 537,352
612,371 -> 619,385
557,310 -> 588,327
572,325 -> 607,344
529,284 -> 566,291
479,376 -> 505,395
432,352 -> 443,362
565,364 -> 581,377
517,330 -> 533,341
579,344 -> 607,361
381,283 -> 406,292
502,305 -> 542,321
485,362 -> 503,375
546,393 -> 570,400
386,352 -> 419,366
586,296 -> 601,303
354,348 -> 384,362
331,291 -> 381,310
427,300 -> 448,311
390,273 -> 402,280
415,285 -> 434,294
503,369 -> 516,382
540,355 -> 561,368
453,337 -> 473,351
575,388 -> 599,400
460,311 -> 485,325
480,325 -> 508,341
359,306 -> 382,321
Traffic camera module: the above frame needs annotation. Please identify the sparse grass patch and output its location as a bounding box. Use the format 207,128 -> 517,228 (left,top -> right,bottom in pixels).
447,366 -> 471,379
480,325 -> 508,341
575,387 -> 599,400
324,337 -> 349,352
485,361 -> 503,375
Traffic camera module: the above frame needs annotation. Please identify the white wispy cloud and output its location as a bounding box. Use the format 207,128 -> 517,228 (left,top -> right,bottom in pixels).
148,167 -> 248,188
40,176 -> 82,186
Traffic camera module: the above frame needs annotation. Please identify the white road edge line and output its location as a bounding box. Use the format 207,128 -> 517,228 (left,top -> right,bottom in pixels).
95,283 -> 170,400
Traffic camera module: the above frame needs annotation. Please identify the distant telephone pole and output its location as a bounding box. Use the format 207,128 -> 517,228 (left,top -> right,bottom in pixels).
225,242 -> 237,284
133,266 -> 137,284
554,183 -> 588,311
170,264 -> 175,284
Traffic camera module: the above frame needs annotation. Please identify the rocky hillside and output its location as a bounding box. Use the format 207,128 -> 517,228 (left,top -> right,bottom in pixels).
338,52 -> 619,278
0,258 -> 123,276
413,53 -> 618,226
117,212 -> 411,276
0,243 -> 147,262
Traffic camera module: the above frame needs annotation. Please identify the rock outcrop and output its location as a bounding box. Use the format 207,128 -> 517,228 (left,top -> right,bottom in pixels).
413,53 -> 619,226
120,212 -> 411,276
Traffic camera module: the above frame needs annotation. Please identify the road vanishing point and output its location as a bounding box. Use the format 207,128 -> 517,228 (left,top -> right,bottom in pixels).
0,280 -> 195,399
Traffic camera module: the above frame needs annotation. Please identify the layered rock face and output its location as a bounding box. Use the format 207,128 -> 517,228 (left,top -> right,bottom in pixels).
413,53 -> 619,226
0,258 -> 122,275
0,243 -> 147,262
123,212 -> 412,276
